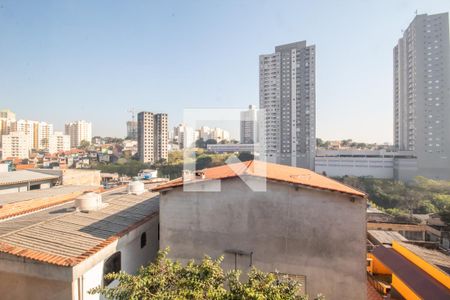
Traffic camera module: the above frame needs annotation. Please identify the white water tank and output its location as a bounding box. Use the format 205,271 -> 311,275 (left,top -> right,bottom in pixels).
128,181 -> 146,195
75,192 -> 103,212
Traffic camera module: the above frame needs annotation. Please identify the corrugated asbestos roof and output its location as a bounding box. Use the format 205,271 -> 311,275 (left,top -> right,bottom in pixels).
152,160 -> 366,197
0,170 -> 59,186
0,185 -> 100,220
367,230 -> 408,245
0,187 -> 159,267
398,241 -> 450,275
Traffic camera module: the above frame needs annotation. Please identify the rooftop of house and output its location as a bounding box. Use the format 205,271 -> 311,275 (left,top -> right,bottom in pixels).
367,230 -> 408,246
0,169 -> 60,186
0,185 -> 100,220
0,185 -> 159,267
153,160 -> 366,197
397,241 -> 450,275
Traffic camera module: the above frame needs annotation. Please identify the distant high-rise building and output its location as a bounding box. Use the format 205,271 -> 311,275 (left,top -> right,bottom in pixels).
65,120 -> 92,148
11,120 -> 54,150
195,126 -> 231,143
48,132 -> 71,154
126,120 -> 137,140
394,12 -> 450,179
173,124 -> 196,149
240,105 -> 259,144
259,41 -> 316,170
1,131 -> 31,159
0,109 -> 16,146
137,112 -> 168,163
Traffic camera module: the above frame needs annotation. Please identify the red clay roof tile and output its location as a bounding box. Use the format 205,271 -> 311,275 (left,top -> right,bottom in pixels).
153,160 -> 365,197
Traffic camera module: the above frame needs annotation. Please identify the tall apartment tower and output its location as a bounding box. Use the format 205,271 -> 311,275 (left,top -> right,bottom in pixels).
240,105 -> 259,144
65,120 -> 92,148
137,112 -> 168,163
394,12 -> 450,179
126,121 -> 138,140
259,41 -> 316,170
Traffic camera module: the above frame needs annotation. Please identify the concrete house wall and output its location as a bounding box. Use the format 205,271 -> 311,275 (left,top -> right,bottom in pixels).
160,177 -> 366,300
74,216 -> 159,300
0,217 -> 159,300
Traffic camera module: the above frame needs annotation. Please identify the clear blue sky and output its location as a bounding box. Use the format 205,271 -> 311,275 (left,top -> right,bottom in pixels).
1,0 -> 449,143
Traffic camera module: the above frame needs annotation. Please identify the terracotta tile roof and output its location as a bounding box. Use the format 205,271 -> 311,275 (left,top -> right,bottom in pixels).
0,187 -> 159,267
152,160 -> 365,197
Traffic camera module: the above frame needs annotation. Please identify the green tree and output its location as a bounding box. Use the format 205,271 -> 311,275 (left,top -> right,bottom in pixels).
79,140 -> 91,149
439,207 -> 450,226
195,138 -> 207,149
196,155 -> 213,170
205,139 -> 218,145
237,151 -> 254,162
89,249 -> 321,300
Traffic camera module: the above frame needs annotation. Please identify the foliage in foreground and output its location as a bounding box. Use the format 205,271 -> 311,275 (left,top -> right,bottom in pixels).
337,176 -> 450,224
90,249 -> 323,300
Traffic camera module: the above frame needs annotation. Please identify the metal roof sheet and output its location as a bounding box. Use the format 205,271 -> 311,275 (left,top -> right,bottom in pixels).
0,170 -> 59,186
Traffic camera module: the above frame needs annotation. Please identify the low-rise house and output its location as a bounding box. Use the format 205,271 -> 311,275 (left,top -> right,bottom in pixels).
0,169 -> 60,195
153,160 -> 367,300
0,183 -> 159,300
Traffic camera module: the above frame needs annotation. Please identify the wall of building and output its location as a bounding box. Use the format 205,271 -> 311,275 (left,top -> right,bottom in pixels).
73,216 -> 159,300
315,156 -> 394,178
160,178 -> 366,300
0,180 -> 55,195
62,169 -> 101,186
0,272 -> 71,300
0,215 -> 159,300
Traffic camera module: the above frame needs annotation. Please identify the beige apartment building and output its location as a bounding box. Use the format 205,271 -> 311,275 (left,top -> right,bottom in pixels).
1,131 -> 31,159
65,120 -> 92,148
11,120 -> 54,150
48,131 -> 71,154
137,111 -> 168,163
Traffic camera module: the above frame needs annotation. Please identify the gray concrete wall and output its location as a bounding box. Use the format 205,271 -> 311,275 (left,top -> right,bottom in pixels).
0,271 -> 71,300
160,178 -> 366,300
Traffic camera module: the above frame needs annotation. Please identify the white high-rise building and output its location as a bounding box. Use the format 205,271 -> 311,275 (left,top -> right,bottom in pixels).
48,132 -> 71,154
240,105 -> 259,144
259,41 -> 316,170
196,126 -> 231,143
210,128 -> 230,142
65,120 -> 92,148
1,131 -> 31,159
394,12 -> 450,179
173,124 -> 196,149
11,120 -> 54,150
137,112 -> 168,163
